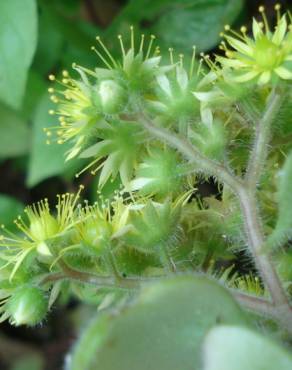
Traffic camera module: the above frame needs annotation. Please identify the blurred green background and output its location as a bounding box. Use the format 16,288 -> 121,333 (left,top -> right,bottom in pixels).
0,0 -> 290,369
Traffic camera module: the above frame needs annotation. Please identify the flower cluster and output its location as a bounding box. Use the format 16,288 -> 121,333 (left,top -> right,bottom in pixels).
1,7 -> 291,329
46,30 -> 169,163
218,5 -> 292,85
46,28 -> 217,192
0,188 -> 194,324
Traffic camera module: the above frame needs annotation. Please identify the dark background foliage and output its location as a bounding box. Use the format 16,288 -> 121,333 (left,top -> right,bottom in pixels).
0,1 -> 290,369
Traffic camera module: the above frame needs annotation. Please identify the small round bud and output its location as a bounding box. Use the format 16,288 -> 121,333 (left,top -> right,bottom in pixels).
7,286 -> 48,326
84,219 -> 110,249
98,80 -> 128,114
258,5 -> 265,13
30,213 -> 58,241
48,74 -> 55,81
274,4 -> 281,11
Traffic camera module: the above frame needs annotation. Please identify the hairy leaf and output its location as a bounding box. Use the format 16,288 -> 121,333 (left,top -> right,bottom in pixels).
203,325 -> 292,370
67,276 -> 247,370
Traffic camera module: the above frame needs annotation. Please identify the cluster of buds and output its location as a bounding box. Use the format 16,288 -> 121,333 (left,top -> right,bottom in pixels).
1,6 -> 291,327
45,27 -> 228,191
0,188 -> 194,325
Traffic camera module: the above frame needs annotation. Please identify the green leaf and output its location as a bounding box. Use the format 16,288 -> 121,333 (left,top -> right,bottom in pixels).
0,0 -> 38,109
110,0 -> 243,52
27,94 -> 75,187
68,276 -> 247,370
267,152 -> 292,248
21,71 -> 47,121
0,194 -> 24,228
11,354 -> 43,370
203,325 -> 292,370
33,5 -> 64,75
42,2 -> 99,70
0,103 -> 30,158
151,0 -> 243,52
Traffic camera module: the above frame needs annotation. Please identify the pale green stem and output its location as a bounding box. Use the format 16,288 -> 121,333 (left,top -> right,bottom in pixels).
245,91 -> 282,190
241,91 -> 290,310
237,187 -> 290,308
138,112 -> 241,192
138,107 -> 292,324
42,266 -> 292,333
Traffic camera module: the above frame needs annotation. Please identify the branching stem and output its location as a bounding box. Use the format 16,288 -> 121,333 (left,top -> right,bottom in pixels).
137,101 -> 292,328
43,95 -> 292,334
41,264 -> 292,333
138,112 -> 242,192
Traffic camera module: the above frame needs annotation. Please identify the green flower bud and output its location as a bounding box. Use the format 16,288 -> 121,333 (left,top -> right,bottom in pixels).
81,217 -> 112,254
153,66 -> 200,123
73,196 -> 132,260
98,80 -> 128,114
130,148 -> 183,196
30,214 -> 59,241
7,286 -> 48,326
191,120 -> 226,160
125,200 -> 182,253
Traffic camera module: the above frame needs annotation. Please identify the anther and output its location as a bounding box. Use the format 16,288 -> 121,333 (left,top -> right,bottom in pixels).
274,4 -> 281,11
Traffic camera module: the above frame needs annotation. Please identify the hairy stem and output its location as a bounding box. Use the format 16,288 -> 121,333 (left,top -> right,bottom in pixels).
138,106 -> 292,327
232,290 -> 275,316
246,91 -> 282,190
139,112 -> 241,192
42,265 -> 292,333
237,188 -> 289,308
240,91 -> 291,314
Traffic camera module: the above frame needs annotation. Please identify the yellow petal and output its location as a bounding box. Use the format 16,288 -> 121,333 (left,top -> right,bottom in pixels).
232,70 -> 259,82
272,16 -> 287,45
257,71 -> 271,85
274,66 -> 292,79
